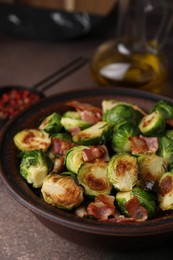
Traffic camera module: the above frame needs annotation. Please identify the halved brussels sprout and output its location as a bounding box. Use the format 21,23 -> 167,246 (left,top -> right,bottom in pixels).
102,100 -> 131,114
107,154 -> 139,191
158,172 -> 173,211
157,136 -> 173,165
20,150 -> 52,188
77,160 -> 112,196
139,111 -> 165,136
151,100 -> 173,120
41,174 -> 84,210
103,104 -> 142,126
116,186 -> 156,219
65,145 -> 88,174
72,121 -> 110,145
138,154 -> 167,183
102,100 -> 146,116
60,117 -> 91,132
39,112 -> 62,135
14,129 -> 51,152
111,122 -> 138,153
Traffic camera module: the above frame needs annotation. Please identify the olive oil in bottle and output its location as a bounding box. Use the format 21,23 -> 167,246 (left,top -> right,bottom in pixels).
90,38 -> 167,89
90,0 -> 169,92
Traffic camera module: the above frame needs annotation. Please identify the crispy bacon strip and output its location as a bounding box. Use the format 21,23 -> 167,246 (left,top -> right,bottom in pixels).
82,145 -> 110,162
52,137 -> 75,155
69,126 -> 81,136
66,100 -> 102,124
129,136 -> 158,155
87,194 -> 116,221
125,197 -> 148,222
166,119 -> 173,127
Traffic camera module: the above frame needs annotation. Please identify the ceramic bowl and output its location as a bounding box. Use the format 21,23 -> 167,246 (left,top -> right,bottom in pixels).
1,87 -> 173,251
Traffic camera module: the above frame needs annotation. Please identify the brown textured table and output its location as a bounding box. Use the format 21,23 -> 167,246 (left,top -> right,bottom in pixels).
0,30 -> 173,260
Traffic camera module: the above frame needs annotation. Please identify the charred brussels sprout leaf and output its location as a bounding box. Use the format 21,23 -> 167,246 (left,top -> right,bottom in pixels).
20,150 -> 52,188
158,172 -> 173,210
157,136 -> 173,165
103,104 -> 142,127
41,174 -> 84,210
13,129 -> 51,152
151,100 -> 173,120
111,122 -> 139,153
139,111 -> 165,136
77,160 -> 112,196
72,121 -> 110,145
39,112 -> 62,135
107,154 -> 139,191
65,145 -> 88,174
116,186 -> 156,219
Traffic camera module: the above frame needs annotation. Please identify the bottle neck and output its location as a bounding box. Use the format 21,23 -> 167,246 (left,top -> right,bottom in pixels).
116,0 -> 146,43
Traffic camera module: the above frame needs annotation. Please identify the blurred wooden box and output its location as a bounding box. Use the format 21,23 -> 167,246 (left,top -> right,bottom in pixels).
0,0 -> 117,15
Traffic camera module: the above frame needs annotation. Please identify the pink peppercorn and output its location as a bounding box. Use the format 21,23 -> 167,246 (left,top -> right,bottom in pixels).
0,89 -> 40,120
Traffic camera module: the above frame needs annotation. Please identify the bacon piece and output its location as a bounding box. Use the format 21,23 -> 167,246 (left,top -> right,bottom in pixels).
166,119 -> 173,127
69,126 -> 81,136
140,136 -> 158,153
125,197 -> 148,222
129,136 -> 158,155
129,136 -> 148,154
82,145 -> 110,162
87,194 -> 116,221
66,100 -> 102,124
52,137 -> 75,155
79,110 -> 102,124
108,215 -> 136,223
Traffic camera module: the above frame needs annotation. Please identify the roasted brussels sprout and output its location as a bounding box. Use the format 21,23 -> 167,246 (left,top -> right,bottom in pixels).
107,154 -> 139,191
60,117 -> 91,132
151,100 -> 173,120
103,104 -> 142,127
138,154 -> 167,184
111,122 -> 138,153
72,121 -> 110,145
157,136 -> 173,165
158,172 -> 173,211
39,112 -> 62,135
41,174 -> 84,210
102,100 -> 130,113
77,160 -> 112,196
139,111 -> 165,136
14,129 -> 51,152
116,186 -> 156,220
20,150 -> 52,188
65,145 -> 88,174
